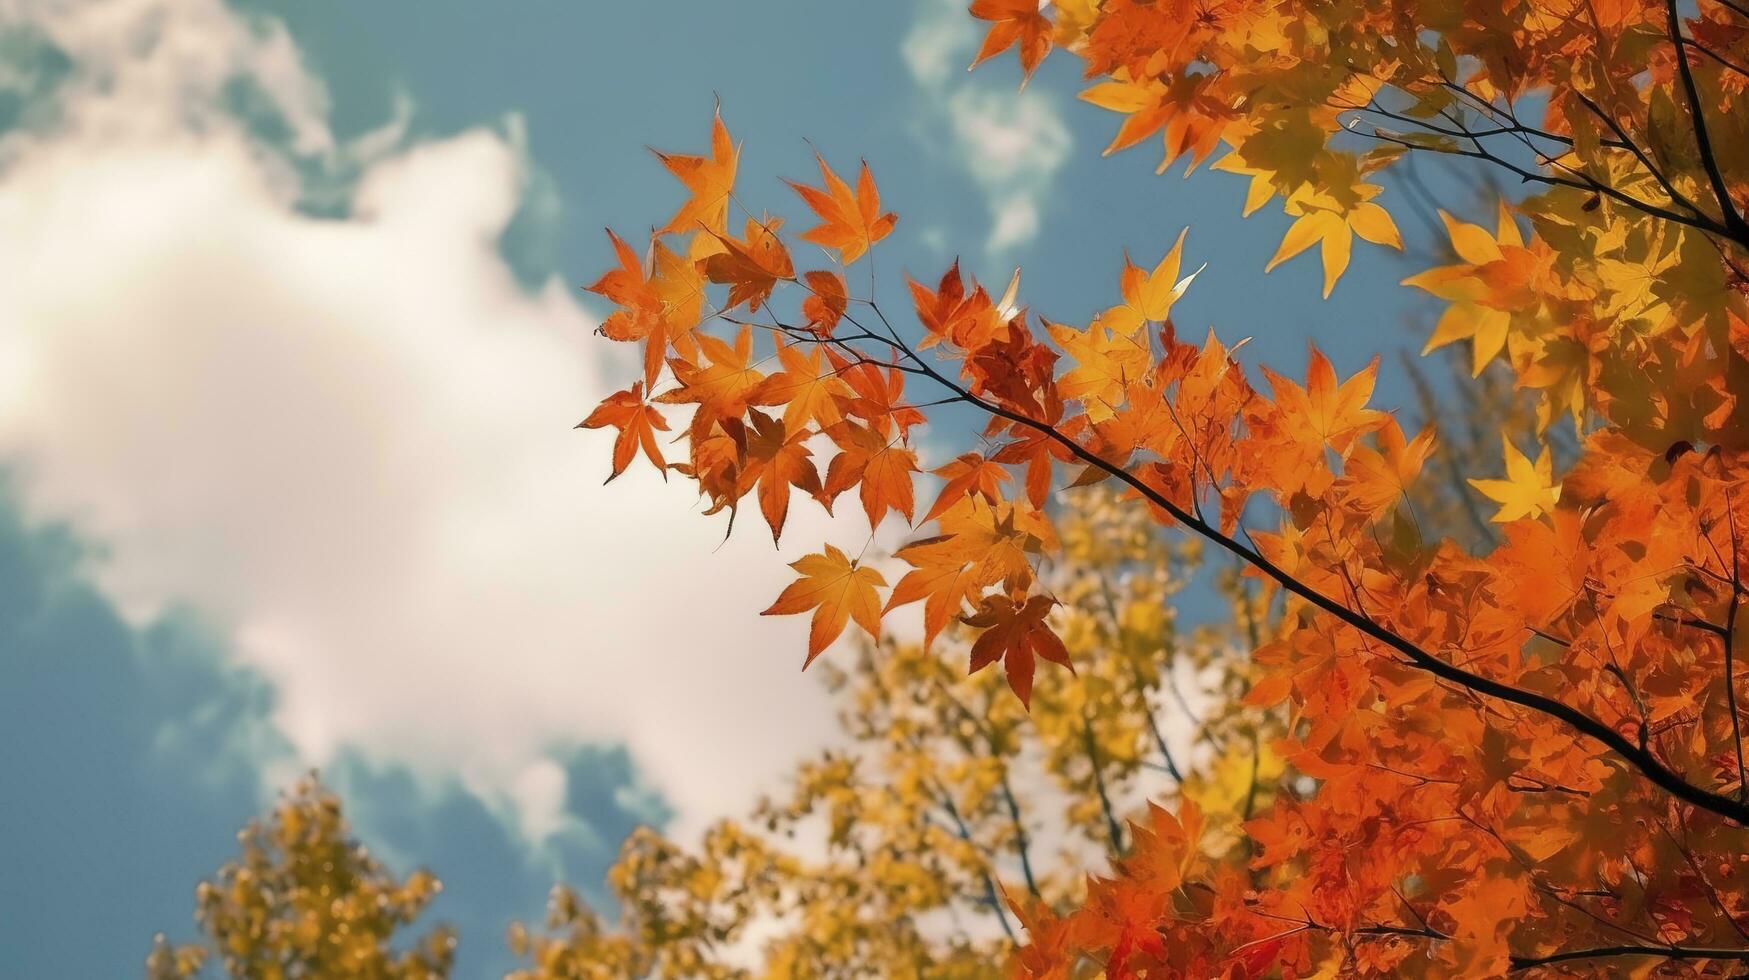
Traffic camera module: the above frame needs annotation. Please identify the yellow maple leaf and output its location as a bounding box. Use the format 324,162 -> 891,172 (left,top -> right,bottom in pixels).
1468,436 -> 1561,522
1046,320 -> 1152,422
1403,206 -> 1533,374
761,544 -> 887,667
1094,228 -> 1204,334
1263,184 -> 1402,297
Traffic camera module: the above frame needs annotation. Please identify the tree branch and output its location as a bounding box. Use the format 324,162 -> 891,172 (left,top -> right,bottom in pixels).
1722,489 -> 1746,798
996,772 -> 1041,899
1079,703 -> 1127,855
1350,126 -> 1738,242
1509,943 -> 1749,970
934,789 -> 1017,943
1570,90 -> 1710,222
1667,0 -> 1749,242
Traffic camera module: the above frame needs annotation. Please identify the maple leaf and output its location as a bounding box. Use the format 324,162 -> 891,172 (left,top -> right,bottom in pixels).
1263,184 -> 1402,297
736,409 -> 823,544
831,353 -> 926,438
1441,877 -> 1531,975
886,494 -> 1046,647
1492,509 -> 1588,625
1068,876 -> 1168,979
1403,206 -> 1542,375
656,325 -> 766,431
1005,890 -> 1075,979
700,216 -> 794,311
822,420 -> 919,529
884,535 -> 989,648
907,261 -> 1014,351
652,107 -> 738,237
799,270 -> 847,336
1047,320 -> 1152,423
1336,419 -> 1434,520
1082,73 -> 1233,173
969,0 -> 1053,80
586,230 -> 703,387
923,452 -> 1011,523
761,544 -> 886,667
784,155 -> 897,264
750,341 -> 846,434
587,229 -> 665,344
965,323 -> 1063,419
963,592 -> 1070,707
1469,436 -> 1561,522
942,494 -> 1051,581
577,382 -> 669,483
1260,347 -> 1387,455
1093,229 -> 1203,334
1123,799 -> 1204,894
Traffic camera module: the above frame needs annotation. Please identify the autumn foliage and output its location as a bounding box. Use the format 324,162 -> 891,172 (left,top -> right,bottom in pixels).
564,0 -> 1749,973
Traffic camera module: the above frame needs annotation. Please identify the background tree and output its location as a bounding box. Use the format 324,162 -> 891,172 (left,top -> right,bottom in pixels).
576,0 -> 1749,974
148,776 -> 454,980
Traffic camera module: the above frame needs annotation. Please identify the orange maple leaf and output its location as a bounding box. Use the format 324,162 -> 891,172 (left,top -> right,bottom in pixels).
1005,890 -> 1075,979
923,452 -> 1011,523
887,496 -> 1045,646
822,420 -> 919,529
762,544 -> 886,667
750,341 -> 846,434
586,229 -> 704,387
578,382 -> 669,483
1093,229 -> 1201,334
785,155 -> 897,264
1070,876 -> 1168,978
1337,419 -> 1435,520
831,353 -> 926,438
735,409 -> 822,544
653,108 -> 738,237
700,216 -> 794,312
800,269 -> 848,336
908,261 -> 1018,351
1261,347 -> 1387,455
969,0 -> 1053,80
657,325 -> 767,432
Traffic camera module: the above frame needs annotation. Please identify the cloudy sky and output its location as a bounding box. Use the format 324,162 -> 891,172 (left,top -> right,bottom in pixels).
0,0 -> 1455,974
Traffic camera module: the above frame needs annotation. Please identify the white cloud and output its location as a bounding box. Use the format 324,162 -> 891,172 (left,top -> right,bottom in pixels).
944,87 -> 1072,254
902,0 -> 1071,256
509,758 -> 569,845
899,0 -> 977,87
0,0 -> 853,840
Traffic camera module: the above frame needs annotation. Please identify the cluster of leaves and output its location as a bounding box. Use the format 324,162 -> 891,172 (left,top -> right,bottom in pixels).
147,776 -> 454,980
574,0 -> 1749,973
975,0 -> 1749,432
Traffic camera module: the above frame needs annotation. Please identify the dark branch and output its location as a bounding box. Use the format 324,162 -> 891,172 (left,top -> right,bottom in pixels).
1667,0 -> 1749,242
1510,943 -> 1749,970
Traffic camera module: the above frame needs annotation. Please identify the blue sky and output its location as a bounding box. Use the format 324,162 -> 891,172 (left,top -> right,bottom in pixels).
0,0 -> 1469,975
